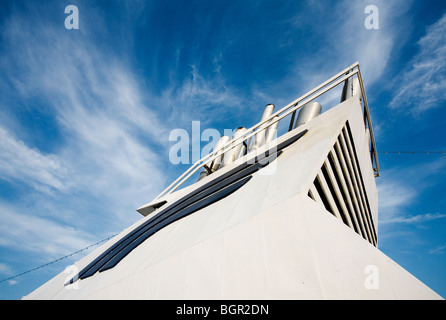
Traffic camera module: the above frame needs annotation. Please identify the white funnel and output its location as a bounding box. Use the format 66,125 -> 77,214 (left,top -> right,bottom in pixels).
221,127 -> 248,168
197,135 -> 231,181
265,116 -> 279,144
341,77 -> 362,102
294,102 -> 322,128
252,104 -> 274,150
210,135 -> 231,172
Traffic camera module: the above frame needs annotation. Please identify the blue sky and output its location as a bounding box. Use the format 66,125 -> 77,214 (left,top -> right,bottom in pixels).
0,0 -> 445,300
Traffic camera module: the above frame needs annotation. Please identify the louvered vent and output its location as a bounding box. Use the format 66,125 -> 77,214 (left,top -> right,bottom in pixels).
308,121 -> 377,246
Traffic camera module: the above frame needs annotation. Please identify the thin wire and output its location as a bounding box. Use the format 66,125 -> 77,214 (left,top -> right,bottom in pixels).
0,233 -> 118,284
377,151 -> 445,154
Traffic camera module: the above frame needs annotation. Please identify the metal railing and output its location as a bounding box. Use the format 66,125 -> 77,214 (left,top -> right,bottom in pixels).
154,62 -> 379,200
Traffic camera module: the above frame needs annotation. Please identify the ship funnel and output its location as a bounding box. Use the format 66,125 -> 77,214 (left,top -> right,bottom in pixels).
341,77 -> 362,102
210,135 -> 231,172
197,135 -> 231,181
221,127 -> 248,168
265,116 -> 279,144
294,102 -> 322,128
252,104 -> 275,150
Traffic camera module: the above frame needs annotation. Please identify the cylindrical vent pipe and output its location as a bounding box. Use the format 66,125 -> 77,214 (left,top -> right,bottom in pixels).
341,77 -> 362,102
252,104 -> 274,150
294,102 -> 322,129
221,127 -> 248,168
197,135 -> 231,181
265,116 -> 279,144
232,127 -> 248,161
365,127 -> 371,150
210,135 -> 231,172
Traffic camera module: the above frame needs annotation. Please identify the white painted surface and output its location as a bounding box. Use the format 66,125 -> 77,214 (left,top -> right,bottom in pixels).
24,96 -> 442,300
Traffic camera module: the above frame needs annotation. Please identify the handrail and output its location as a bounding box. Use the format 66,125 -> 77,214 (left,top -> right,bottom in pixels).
356,65 -> 380,177
155,62 -> 379,200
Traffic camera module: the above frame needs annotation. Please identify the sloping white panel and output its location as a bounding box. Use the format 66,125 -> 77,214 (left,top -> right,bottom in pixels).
24,94 -> 441,300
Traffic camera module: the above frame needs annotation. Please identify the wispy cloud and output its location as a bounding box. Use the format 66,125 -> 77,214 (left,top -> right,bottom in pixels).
296,1 -> 409,83
0,263 -> 14,276
377,157 -> 446,225
389,13 -> 446,113
0,127 -> 68,194
381,212 -> 446,225
251,0 -> 413,116
429,244 -> 446,255
0,263 -> 17,285
157,64 -> 246,127
0,2 -> 256,288
377,179 -> 416,216
0,3 -> 172,265
0,202 -> 95,258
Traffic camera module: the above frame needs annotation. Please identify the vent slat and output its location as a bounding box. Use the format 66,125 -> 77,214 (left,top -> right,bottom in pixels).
308,122 -> 377,246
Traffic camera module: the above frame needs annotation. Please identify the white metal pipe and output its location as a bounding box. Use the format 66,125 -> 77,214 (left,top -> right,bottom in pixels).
197,135 -> 230,181
294,102 -> 322,129
341,77 -> 362,102
265,116 -> 279,143
210,136 -> 231,172
232,127 -> 248,161
221,127 -> 247,168
252,104 -> 274,150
